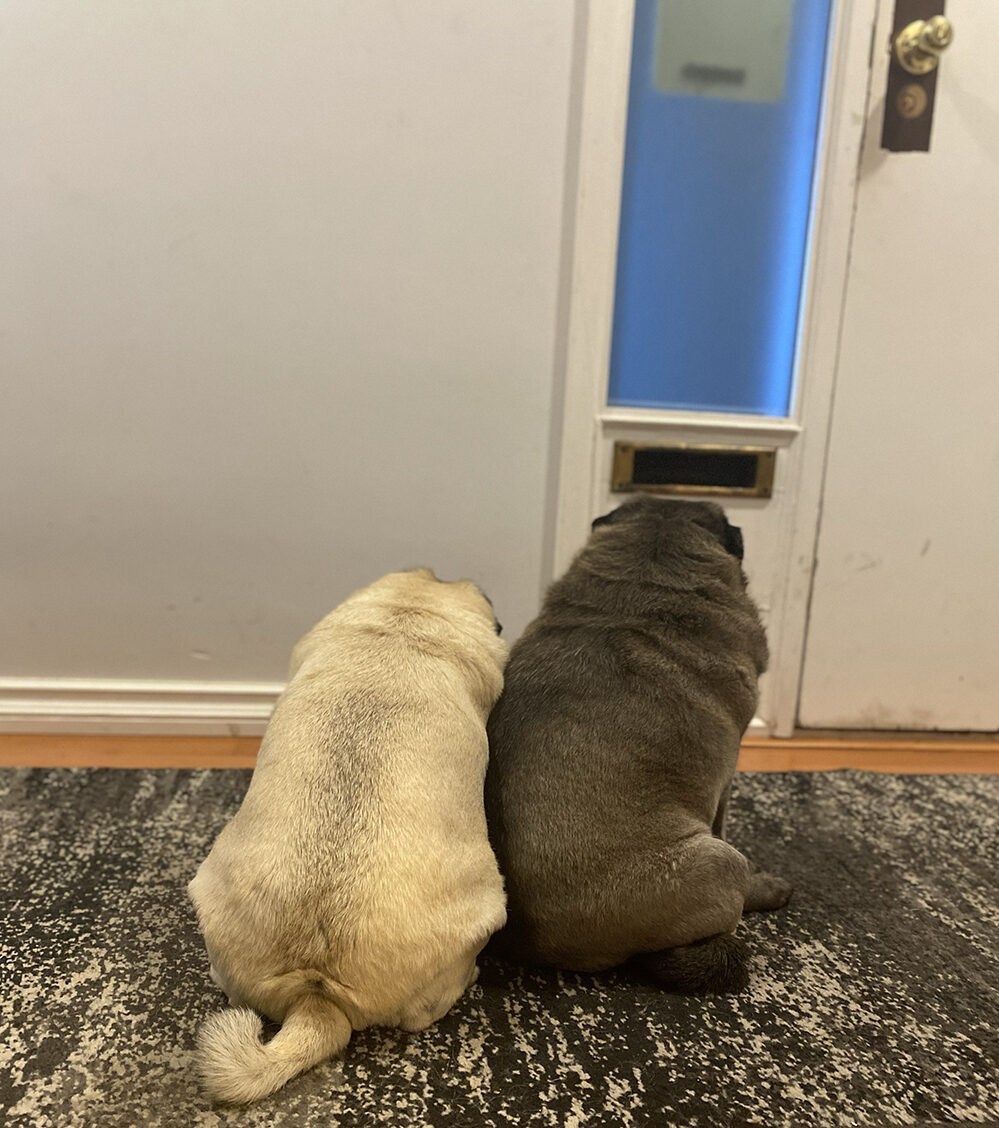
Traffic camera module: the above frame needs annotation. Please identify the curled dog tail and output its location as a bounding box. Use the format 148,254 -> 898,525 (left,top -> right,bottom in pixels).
197,992 -> 352,1104
636,933 -> 750,995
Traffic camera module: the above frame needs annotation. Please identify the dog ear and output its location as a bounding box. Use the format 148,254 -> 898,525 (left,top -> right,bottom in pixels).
591,505 -> 630,530
723,522 -> 744,561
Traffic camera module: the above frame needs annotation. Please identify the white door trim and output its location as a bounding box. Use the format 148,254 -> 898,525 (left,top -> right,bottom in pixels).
768,0 -> 881,733
549,0 -> 881,734
550,0 -> 636,578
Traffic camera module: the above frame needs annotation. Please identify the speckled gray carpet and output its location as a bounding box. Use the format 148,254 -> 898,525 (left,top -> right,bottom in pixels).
2,768 -> 998,1128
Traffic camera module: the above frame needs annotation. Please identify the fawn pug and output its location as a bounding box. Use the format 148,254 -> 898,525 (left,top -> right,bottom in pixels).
189,569 -> 507,1102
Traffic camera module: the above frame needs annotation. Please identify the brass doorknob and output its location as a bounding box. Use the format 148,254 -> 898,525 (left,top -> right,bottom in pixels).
895,16 -> 954,75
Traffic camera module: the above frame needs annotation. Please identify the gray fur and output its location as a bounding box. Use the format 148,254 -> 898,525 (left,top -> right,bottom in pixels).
484,496 -> 791,990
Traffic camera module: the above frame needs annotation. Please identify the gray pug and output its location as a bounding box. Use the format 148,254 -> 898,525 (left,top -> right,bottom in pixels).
484,496 -> 791,993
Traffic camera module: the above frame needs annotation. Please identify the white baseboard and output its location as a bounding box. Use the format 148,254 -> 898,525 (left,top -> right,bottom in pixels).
0,678 -> 284,736
747,716 -> 773,737
0,677 -> 775,739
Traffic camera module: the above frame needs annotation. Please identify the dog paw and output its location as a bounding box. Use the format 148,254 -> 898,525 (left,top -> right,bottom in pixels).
744,870 -> 793,913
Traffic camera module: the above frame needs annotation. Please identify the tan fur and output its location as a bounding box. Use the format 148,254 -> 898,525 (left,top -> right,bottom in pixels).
188,569 -> 508,1103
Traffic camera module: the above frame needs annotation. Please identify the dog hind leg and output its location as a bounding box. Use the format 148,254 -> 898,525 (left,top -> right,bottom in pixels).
397,953 -> 480,1033
631,833 -> 751,995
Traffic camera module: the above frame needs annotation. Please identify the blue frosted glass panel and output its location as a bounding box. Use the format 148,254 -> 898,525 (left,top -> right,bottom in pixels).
608,0 -> 833,416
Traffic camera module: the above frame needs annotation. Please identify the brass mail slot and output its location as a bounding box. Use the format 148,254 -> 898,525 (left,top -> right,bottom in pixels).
611,442 -> 776,498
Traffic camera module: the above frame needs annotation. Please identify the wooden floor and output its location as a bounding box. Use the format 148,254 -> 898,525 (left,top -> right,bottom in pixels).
1,731 -> 998,772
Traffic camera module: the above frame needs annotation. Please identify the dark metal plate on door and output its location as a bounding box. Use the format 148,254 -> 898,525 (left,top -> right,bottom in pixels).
881,0 -> 952,152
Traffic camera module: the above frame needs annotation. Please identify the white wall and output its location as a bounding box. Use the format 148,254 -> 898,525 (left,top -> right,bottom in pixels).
0,1 -> 576,722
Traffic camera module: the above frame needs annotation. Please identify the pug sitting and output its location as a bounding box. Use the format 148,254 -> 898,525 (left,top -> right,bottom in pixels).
189,569 -> 507,1102
484,498 -> 791,992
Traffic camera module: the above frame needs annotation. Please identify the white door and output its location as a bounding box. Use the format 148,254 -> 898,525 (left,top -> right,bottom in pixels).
798,1 -> 999,730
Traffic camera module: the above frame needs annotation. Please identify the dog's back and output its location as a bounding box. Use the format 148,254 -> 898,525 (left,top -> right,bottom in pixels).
189,571 -> 507,1101
485,499 -> 767,973
194,647 -> 505,1004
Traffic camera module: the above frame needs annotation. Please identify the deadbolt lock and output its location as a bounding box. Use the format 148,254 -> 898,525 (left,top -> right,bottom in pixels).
896,83 -> 928,119
894,15 -> 954,74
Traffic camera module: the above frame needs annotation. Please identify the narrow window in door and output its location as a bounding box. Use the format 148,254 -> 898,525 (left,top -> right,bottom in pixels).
608,0 -> 833,416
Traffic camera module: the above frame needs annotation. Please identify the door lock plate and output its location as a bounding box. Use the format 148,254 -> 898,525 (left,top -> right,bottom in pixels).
881,1 -> 951,152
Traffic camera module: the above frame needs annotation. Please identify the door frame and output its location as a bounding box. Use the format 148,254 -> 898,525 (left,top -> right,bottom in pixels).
548,0 -> 882,735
